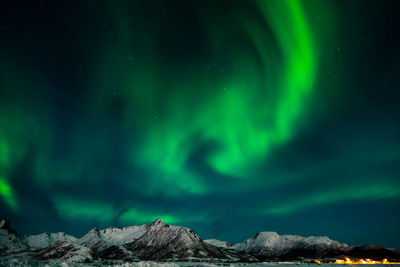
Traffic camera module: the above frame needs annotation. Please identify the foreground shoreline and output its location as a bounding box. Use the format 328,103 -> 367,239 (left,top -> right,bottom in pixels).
1,260 -> 400,267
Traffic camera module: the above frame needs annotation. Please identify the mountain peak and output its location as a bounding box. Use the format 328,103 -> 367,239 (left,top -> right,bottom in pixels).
0,218 -> 10,229
254,231 -> 279,239
0,217 -> 17,235
88,227 -> 100,236
149,218 -> 165,227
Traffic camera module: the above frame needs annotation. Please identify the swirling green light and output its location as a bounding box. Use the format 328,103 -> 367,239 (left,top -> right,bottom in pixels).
0,177 -> 17,211
208,0 -> 316,176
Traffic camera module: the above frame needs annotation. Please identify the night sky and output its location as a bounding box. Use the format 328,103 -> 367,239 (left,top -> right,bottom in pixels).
1,0 -> 400,249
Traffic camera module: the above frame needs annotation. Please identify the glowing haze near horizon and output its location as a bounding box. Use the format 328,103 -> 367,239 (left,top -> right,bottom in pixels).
0,0 -> 400,249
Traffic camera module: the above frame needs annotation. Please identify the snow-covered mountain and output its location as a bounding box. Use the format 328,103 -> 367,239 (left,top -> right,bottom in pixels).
233,231 -> 348,260
204,239 -> 232,249
75,226 -> 138,261
0,218 -> 28,254
0,219 -> 29,255
24,232 -> 77,249
100,225 -> 147,245
34,240 -> 92,262
123,219 -> 254,261
1,217 -> 399,265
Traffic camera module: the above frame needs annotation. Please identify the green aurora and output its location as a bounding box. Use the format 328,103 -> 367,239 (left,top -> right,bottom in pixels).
0,0 -> 399,248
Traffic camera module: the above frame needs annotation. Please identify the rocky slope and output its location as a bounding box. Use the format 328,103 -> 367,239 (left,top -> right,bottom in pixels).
34,240 -> 92,262
24,232 -> 77,250
0,218 -> 28,254
204,239 -> 232,249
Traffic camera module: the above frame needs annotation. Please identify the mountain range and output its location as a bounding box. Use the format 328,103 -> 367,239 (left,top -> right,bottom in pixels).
1,217 -> 399,264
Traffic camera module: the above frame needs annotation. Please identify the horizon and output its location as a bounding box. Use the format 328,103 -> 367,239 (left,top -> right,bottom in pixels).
1,0 -> 399,251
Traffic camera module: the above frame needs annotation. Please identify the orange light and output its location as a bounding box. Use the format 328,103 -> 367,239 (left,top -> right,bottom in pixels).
332,257 -> 400,264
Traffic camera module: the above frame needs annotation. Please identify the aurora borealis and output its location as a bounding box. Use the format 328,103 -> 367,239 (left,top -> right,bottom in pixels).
1,0 -> 400,249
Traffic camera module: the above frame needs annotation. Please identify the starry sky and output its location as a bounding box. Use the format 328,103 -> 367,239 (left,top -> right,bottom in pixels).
1,0 -> 400,249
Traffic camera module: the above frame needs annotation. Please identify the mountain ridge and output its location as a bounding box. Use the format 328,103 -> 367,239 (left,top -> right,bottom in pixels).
1,217 -> 399,264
